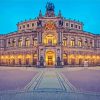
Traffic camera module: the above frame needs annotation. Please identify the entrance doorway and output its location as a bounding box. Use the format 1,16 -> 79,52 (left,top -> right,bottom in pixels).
45,51 -> 55,66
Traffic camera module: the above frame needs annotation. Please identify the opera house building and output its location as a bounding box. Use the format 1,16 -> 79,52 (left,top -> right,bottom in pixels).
0,2 -> 100,67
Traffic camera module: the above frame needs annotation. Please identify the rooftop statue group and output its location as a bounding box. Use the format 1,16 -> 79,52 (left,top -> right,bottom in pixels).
46,2 -> 55,11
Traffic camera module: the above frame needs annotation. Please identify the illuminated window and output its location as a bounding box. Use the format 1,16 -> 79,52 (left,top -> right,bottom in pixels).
78,39 -> 82,47
43,34 -> 57,45
70,38 -> 75,46
25,38 -> 30,47
63,39 -> 67,46
18,39 -> 22,47
33,39 -> 37,46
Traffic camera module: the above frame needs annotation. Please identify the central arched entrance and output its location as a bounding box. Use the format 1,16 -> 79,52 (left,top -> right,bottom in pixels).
45,51 -> 55,66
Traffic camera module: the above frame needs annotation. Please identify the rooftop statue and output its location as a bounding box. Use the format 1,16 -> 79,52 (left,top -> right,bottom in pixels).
46,2 -> 55,11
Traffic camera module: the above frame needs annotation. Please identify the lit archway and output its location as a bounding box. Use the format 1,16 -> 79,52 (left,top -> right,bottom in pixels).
43,34 -> 57,45
63,54 -> 68,65
45,51 -> 55,66
33,54 -> 37,65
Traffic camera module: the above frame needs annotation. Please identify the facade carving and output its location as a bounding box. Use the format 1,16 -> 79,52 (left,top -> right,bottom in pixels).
0,2 -> 100,67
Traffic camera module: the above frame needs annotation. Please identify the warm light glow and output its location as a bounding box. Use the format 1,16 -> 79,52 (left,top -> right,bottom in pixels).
18,55 -> 23,59
43,34 -> 57,45
63,54 -> 67,59
26,54 -> 31,58
63,39 -> 67,46
69,54 -> 75,58
33,39 -> 37,46
5,56 -> 9,59
18,39 -> 22,47
34,54 -> 37,59
25,38 -> 30,47
45,51 -> 55,66
1,56 -> 4,59
78,39 -> 82,47
92,56 -> 96,59
70,40 -> 75,46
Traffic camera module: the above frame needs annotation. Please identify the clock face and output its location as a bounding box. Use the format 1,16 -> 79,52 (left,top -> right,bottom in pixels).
44,21 -> 56,30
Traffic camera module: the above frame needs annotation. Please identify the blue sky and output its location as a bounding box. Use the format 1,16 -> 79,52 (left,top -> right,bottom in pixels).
0,0 -> 100,34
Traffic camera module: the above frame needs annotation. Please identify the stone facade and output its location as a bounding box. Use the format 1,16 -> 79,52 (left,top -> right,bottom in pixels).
0,2 -> 100,67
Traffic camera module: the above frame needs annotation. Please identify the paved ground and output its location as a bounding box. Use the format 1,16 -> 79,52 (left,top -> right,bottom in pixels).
0,67 -> 38,91
62,68 -> 100,92
24,68 -> 76,92
0,67 -> 100,100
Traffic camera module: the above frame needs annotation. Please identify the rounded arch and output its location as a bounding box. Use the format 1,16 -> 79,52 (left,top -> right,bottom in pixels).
77,55 -> 83,65
18,38 -> 22,47
69,54 -> 76,65
33,54 -> 37,65
70,37 -> 75,46
78,38 -> 82,47
43,34 -> 57,45
45,50 -> 55,66
63,53 -> 68,65
25,38 -> 30,47
17,55 -> 23,65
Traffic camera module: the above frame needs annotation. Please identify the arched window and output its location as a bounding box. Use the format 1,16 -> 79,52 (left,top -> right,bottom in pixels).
33,38 -> 37,46
18,38 -> 22,47
78,38 -> 82,47
63,38 -> 67,46
70,38 -> 75,47
25,38 -> 30,47
43,34 -> 57,45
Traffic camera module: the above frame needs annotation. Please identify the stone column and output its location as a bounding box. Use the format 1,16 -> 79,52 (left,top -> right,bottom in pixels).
83,37 -> 86,48
58,32 -> 62,45
75,36 -> 78,47
37,32 -> 40,44
92,39 -> 94,48
22,36 -> 25,47
10,38 -> 12,47
58,32 -> 60,45
16,37 -> 18,47
37,32 -> 42,44
30,35 -> 33,47
67,35 -> 70,47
